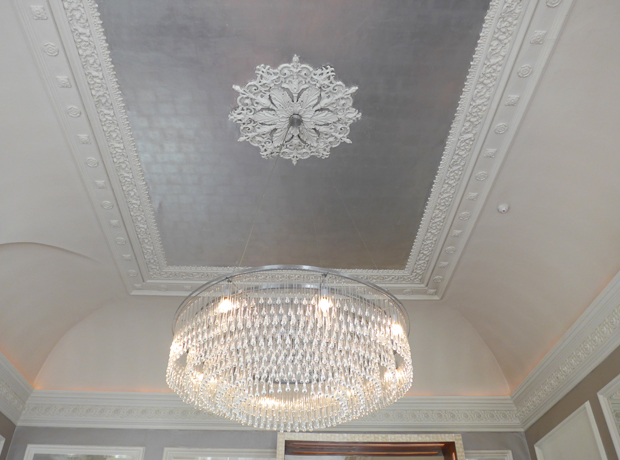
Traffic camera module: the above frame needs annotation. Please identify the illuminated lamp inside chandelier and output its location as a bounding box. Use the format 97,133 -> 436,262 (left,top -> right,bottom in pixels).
167,265 -> 412,432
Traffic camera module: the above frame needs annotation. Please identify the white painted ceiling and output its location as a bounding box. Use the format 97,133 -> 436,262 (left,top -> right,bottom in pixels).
1,0 -> 619,399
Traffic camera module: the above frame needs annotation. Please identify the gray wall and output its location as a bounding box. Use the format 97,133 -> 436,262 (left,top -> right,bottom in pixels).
0,411 -> 16,460
525,344 -> 620,460
6,427 -> 529,460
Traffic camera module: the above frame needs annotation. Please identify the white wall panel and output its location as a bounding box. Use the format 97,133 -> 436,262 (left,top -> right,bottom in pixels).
534,402 -> 607,460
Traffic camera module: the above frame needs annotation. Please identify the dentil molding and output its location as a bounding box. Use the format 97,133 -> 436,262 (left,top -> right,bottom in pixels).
11,0 -> 575,298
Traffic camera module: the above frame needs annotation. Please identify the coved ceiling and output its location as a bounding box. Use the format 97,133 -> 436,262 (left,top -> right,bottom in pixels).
4,0 -> 620,406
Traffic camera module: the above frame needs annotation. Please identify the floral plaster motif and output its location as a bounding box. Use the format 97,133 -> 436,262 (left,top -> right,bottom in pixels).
229,55 -> 361,164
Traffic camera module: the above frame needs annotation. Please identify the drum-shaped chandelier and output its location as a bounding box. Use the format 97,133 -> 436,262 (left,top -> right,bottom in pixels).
167,265 -> 412,431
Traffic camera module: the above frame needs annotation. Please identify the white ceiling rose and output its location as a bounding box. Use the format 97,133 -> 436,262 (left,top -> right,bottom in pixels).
229,55 -> 361,164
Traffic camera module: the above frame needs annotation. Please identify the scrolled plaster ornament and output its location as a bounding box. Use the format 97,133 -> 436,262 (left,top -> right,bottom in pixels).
505,95 -> 520,106
494,123 -> 508,134
229,55 -> 361,164
77,134 -> 91,144
409,0 -> 524,283
530,30 -> 547,44
467,192 -> 479,201
56,76 -> 72,88
476,171 -> 489,181
438,262 -> 449,268
43,42 -> 59,56
101,201 -> 114,210
61,0 -> 162,276
85,157 -> 98,167
517,65 -> 533,78
546,0 -> 561,7
67,106 -> 81,117
30,5 -> 48,20
459,212 -> 471,220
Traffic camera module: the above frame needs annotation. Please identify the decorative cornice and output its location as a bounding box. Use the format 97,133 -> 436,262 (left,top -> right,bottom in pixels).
13,0 -> 572,298
19,391 -> 521,432
0,353 -> 33,424
512,269 -> 620,429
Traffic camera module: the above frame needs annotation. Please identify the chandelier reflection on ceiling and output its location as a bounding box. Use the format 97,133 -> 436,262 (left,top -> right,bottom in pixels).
167,265 -> 412,431
229,56 -> 361,164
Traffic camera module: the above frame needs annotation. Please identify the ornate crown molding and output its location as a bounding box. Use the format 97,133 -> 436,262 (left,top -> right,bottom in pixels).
0,353 -> 33,424
12,0 -> 573,298
512,267 -> 620,429
19,391 -> 521,432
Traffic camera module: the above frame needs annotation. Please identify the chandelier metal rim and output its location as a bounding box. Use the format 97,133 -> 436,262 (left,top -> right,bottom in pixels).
172,264 -> 409,334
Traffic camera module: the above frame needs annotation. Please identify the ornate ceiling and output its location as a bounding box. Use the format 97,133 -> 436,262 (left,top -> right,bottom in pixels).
3,0 -> 620,427
9,0 -> 574,298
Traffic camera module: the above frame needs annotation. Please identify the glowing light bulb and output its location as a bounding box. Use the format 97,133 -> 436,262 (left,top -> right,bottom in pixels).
391,323 -> 404,336
195,372 -> 204,382
318,297 -> 331,313
217,297 -> 234,313
384,371 -> 393,381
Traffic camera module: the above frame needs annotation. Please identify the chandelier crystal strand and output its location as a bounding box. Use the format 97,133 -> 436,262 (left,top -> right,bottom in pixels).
167,266 -> 412,431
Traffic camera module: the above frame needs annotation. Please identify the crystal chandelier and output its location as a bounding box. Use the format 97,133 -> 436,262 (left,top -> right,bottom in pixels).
167,265 -> 412,431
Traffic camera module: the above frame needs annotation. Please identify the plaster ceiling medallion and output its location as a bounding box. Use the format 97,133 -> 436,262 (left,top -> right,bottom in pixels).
229,55 -> 361,164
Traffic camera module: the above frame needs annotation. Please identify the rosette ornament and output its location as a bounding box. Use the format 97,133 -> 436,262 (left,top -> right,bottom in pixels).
229,56 -> 361,164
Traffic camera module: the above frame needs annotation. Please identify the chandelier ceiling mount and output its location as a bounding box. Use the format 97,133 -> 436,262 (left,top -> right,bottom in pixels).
229,56 -> 361,164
